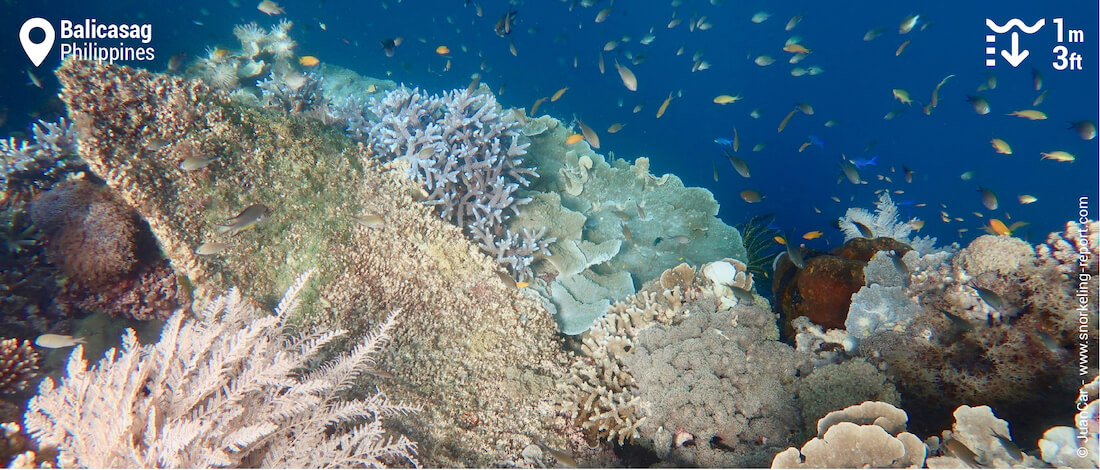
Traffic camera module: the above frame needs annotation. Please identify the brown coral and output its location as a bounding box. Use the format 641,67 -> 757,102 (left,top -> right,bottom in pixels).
29,180 -> 139,287
771,401 -> 926,469
0,339 -> 39,395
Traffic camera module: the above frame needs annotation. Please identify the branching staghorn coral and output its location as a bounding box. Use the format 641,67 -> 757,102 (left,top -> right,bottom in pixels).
0,118 -> 82,194
367,86 -> 552,278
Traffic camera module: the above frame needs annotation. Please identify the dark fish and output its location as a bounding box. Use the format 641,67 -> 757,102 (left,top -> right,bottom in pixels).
839,161 -> 862,184
978,187 -> 998,210
495,9 -> 518,37
380,38 -> 398,57
971,284 -> 1007,312
991,431 -> 1023,461
853,221 -> 874,238
887,250 -> 909,283
1070,120 -> 1097,140
938,308 -> 974,333
785,235 -> 805,269
216,203 -> 271,235
903,165 -> 914,183
724,151 -> 751,178
945,438 -> 982,468
730,286 -> 755,304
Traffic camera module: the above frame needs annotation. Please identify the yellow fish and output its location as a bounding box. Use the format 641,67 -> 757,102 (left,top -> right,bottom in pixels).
892,89 -> 912,105
656,92 -> 673,118
1008,110 -> 1047,120
565,134 -> 584,145
783,43 -> 811,54
988,219 -> 1011,236
298,56 -> 320,67
802,231 -> 824,240
515,281 -> 530,288
1018,195 -> 1038,204
774,236 -> 787,245
551,87 -> 569,102
990,138 -> 1012,154
530,97 -> 548,115
1040,151 -> 1075,162
435,45 -> 451,55
713,94 -> 743,105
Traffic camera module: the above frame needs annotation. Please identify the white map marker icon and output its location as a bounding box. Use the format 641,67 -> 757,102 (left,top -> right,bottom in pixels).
20,18 -> 54,67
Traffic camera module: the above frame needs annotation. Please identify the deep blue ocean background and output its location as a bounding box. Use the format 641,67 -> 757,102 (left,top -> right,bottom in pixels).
2,0 -> 1097,253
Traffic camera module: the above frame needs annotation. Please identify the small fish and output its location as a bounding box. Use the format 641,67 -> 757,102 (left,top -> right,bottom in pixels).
607,123 -> 624,133
614,60 -> 638,91
839,161 -> 862,185
725,152 -> 750,178
180,155 -> 215,171
740,190 -> 764,203
751,11 -> 771,23
195,242 -> 230,255
783,43 -> 811,54
35,334 -> 86,349
960,170 -> 976,180
979,187 -> 998,210
1040,151 -> 1075,162
298,56 -> 320,67
754,55 -> 775,66
1018,195 -> 1038,204
530,97 -> 548,115
863,27 -> 886,41
750,108 -> 762,119
802,231 -> 823,240
668,18 -> 682,29
216,203 -> 272,235
257,0 -> 285,15
777,109 -> 797,133
574,117 -> 600,149
910,219 -> 925,231
895,40 -> 911,56
595,7 -> 612,23
495,271 -> 517,288
353,214 -> 384,228
853,221 -> 874,238
732,128 -> 740,151
903,166 -> 914,183
938,308 -> 974,333
967,95 -> 990,115
603,40 -> 619,51
785,237 -> 806,268
494,9 -> 517,37
730,285 -> 755,304
991,431 -> 1024,461
971,284 -> 1007,312
990,138 -> 1012,154
850,156 -> 878,168
632,102 -> 645,113
887,250 -> 909,281
899,14 -> 920,34
892,89 -> 912,105
774,235 -> 787,245
550,87 -> 569,102
795,103 -> 814,115
565,134 -> 584,145
712,163 -> 719,182
945,439 -> 981,468
1036,331 -> 1063,356
1070,121 -> 1097,140
1032,67 -> 1044,91
598,53 -> 605,74
1008,109 -> 1047,120
515,281 -> 530,289
656,92 -> 673,118
1033,89 -> 1050,106
928,74 -> 955,111
435,45 -> 451,55
713,94 -> 742,105
167,53 -> 186,72
785,14 -> 803,31
26,69 -> 43,88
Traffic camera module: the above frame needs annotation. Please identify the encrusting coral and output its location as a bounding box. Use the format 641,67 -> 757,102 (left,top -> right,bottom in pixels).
55,59 -> 577,467
24,273 -> 419,468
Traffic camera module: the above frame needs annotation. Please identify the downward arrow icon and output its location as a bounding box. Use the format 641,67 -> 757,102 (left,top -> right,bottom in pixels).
1001,32 -> 1029,67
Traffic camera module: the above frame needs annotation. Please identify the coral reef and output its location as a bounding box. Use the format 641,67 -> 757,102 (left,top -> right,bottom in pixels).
367,86 -> 551,278
56,59 -> 576,467
1037,376 -> 1099,468
837,193 -> 937,253
24,274 -> 419,468
0,339 -> 38,395
771,401 -> 926,468
561,263 -> 814,466
845,284 -> 922,338
925,405 -> 1044,468
0,118 -> 82,196
797,359 -> 901,436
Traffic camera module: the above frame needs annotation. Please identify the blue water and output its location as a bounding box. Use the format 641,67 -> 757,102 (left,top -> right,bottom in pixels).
2,0 -> 1097,250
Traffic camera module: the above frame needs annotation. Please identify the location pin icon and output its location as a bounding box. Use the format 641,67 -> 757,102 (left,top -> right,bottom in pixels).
20,18 -> 55,67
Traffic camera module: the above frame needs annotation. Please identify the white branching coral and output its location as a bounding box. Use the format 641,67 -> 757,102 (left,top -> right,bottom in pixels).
0,118 -> 82,192
367,86 -> 552,278
838,193 -> 940,253
23,272 -> 419,468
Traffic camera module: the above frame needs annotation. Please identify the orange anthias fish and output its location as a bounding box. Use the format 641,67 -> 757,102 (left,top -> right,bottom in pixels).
802,231 -> 824,240
565,134 -> 584,145
298,56 -> 320,67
